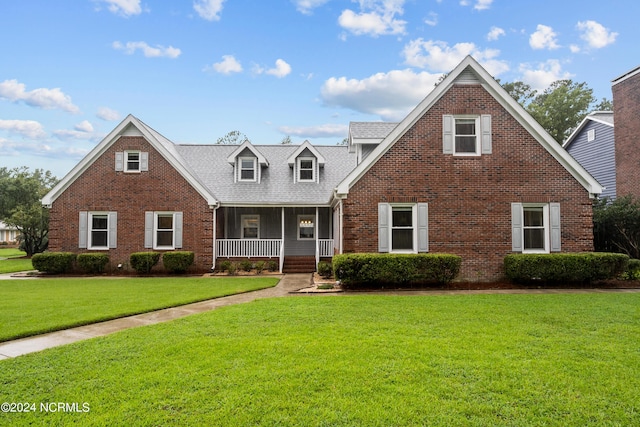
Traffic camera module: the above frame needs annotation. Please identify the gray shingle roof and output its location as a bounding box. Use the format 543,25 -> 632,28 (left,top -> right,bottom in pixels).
349,122 -> 398,139
175,144 -> 357,205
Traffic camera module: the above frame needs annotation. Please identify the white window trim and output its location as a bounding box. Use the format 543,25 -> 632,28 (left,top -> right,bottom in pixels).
239,156 -> 257,182
125,150 -> 141,173
521,203 -> 550,254
389,204 -> 417,253
453,116 -> 481,156
297,215 -> 316,240
241,215 -> 260,239
587,129 -> 596,142
88,212 -> 109,250
297,157 -> 316,182
154,212 -> 175,250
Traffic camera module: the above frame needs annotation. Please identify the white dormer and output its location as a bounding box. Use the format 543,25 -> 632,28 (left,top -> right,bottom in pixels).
287,140 -> 325,183
226,141 -> 269,183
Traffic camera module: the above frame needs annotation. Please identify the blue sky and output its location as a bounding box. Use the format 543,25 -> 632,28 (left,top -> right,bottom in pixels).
0,0 -> 634,178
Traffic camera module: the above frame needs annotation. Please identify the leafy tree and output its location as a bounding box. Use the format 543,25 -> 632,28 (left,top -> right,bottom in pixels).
593,196 -> 640,259
216,130 -> 250,145
593,97 -> 613,111
524,80 -> 595,144
280,135 -> 292,145
501,81 -> 536,107
0,167 -> 58,256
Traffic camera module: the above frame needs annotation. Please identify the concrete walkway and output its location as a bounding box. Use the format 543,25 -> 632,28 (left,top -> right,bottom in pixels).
0,273 -> 313,360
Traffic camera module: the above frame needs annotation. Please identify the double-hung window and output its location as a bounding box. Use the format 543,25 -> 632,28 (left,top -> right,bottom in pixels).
523,205 -> 547,251
145,212 -> 183,250
443,115 -> 491,155
298,215 -> 315,240
378,203 -> 429,253
454,117 -> 480,155
298,157 -> 315,182
89,213 -> 109,249
239,157 -> 256,181
79,211 -> 117,249
391,206 -> 414,251
125,151 -> 141,172
512,203 -> 561,253
156,214 -> 175,248
241,215 -> 260,239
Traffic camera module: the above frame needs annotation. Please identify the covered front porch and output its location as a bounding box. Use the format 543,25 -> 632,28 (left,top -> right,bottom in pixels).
214,206 -> 335,272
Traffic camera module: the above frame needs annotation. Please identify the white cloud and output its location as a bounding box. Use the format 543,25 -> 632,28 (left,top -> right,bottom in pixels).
0,119 -> 47,139
75,120 -> 94,133
529,24 -> 560,50
53,121 -> 97,140
473,0 -> 493,10
97,0 -> 142,17
518,60 -> 573,92
266,59 -> 292,78
321,69 -> 442,121
576,20 -> 618,49
278,123 -> 348,138
487,26 -> 505,41
97,107 -> 121,121
338,0 -> 407,37
193,0 -> 226,21
424,12 -> 438,26
0,79 -> 80,113
205,55 -> 243,74
292,0 -> 330,15
402,39 -> 509,76
112,41 -> 181,58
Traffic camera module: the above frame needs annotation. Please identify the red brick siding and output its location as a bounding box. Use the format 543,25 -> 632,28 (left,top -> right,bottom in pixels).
48,136 -> 214,272
342,84 -> 594,281
613,73 -> 640,198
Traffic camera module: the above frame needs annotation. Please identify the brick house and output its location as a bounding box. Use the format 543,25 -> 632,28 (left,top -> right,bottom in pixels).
43,56 -> 601,280
612,65 -> 640,199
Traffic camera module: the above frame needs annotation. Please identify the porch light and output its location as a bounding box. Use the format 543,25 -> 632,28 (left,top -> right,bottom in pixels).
300,219 -> 314,227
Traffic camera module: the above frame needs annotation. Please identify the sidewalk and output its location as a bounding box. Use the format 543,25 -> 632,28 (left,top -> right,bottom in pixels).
0,273 -> 313,360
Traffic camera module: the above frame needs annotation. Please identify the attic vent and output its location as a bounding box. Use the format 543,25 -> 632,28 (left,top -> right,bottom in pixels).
456,68 -> 480,85
587,129 -> 595,142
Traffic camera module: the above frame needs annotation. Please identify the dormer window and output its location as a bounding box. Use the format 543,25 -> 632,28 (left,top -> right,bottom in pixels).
239,157 -> 257,182
298,157 -> 315,182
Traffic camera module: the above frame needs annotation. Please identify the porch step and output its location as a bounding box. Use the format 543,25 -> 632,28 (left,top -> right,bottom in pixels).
282,256 -> 316,273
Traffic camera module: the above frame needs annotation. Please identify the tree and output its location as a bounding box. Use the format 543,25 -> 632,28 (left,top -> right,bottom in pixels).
501,81 -> 536,107
593,97 -> 613,111
280,135 -> 292,145
0,167 -> 58,256
593,196 -> 640,259
216,130 -> 250,145
525,80 -> 595,144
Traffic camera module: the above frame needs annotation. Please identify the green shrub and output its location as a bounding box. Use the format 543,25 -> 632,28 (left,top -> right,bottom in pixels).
227,262 -> 238,275
77,253 -> 109,274
504,253 -> 629,284
254,261 -> 266,274
267,260 -> 278,272
240,260 -> 253,272
333,253 -> 461,289
622,258 -> 640,280
218,260 -> 231,273
162,251 -> 194,274
317,261 -> 333,279
129,252 -> 161,274
31,252 -> 76,274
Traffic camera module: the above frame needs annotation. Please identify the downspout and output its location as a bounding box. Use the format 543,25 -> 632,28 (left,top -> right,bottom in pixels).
211,203 -> 220,271
339,199 -> 344,254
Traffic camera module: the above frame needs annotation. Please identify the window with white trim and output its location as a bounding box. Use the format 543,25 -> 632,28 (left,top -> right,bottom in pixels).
241,215 -> 260,239
239,157 -> 257,181
454,117 -> 480,155
378,203 -> 428,254
156,213 -> 175,248
391,206 -> 414,251
89,213 -> 109,249
125,151 -> 141,172
297,157 -> 315,182
522,205 -> 548,252
298,215 -> 315,240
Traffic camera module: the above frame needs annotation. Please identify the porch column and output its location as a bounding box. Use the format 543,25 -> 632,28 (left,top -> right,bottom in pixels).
280,207 -> 285,273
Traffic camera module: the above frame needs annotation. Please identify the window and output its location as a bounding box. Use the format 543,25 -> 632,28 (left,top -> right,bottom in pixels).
239,157 -> 256,181
156,214 -> 174,248
454,117 -> 479,155
125,151 -> 140,172
512,203 -> 560,253
298,215 -> 315,240
523,205 -> 547,251
298,157 -> 315,182
89,213 -> 108,249
145,212 -> 183,250
391,206 -> 414,251
241,215 -> 260,239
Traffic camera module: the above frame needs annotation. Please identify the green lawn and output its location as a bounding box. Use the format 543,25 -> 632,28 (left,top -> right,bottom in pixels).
0,277 -> 279,341
0,248 -> 32,273
1,293 -> 639,426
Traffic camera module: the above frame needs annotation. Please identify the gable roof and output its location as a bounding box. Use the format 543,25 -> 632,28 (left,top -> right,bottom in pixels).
42,115 -> 218,207
286,140 -> 326,166
563,111 -> 614,149
226,140 -> 269,166
335,55 -> 603,198
612,65 -> 640,86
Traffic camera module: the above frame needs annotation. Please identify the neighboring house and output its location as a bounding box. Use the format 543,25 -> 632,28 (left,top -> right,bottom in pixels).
563,112 -> 615,199
43,56 -> 602,281
612,64 -> 640,199
0,221 -> 18,244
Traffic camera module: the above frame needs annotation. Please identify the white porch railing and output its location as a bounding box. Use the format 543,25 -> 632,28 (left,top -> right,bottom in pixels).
316,239 -> 334,269
217,239 -> 282,258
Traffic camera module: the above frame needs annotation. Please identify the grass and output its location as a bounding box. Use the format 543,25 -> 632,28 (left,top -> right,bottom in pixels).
0,277 -> 279,342
1,292 -> 639,426
0,248 -> 32,274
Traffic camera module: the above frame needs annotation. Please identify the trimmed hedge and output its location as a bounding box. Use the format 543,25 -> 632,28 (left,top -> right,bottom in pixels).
317,261 -> 333,279
504,253 -> 629,284
333,253 -> 461,289
130,252 -> 161,274
77,253 -> 110,274
162,251 -> 194,274
32,252 -> 76,274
